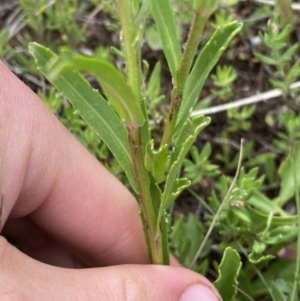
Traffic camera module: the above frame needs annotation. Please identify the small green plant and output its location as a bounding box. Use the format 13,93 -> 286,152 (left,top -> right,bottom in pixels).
0,28 -> 10,58
183,143 -> 220,184
274,111 -> 300,153
211,64 -> 256,133
212,9 -> 236,29
255,17 -> 300,94
211,65 -> 238,101
19,0 -> 85,43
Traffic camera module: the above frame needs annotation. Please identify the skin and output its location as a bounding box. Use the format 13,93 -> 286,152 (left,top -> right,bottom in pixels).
0,61 -> 221,301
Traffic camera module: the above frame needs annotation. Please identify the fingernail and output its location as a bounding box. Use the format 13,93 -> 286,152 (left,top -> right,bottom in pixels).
180,284 -> 221,301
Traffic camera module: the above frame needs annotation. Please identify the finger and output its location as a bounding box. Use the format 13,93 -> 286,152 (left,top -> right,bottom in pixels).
0,237 -> 222,301
0,61 -> 147,266
3,217 -> 79,268
3,216 -> 146,269
3,216 -> 179,268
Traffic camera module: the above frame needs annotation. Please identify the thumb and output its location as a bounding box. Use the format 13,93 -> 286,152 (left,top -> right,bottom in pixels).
82,265 -> 222,301
0,237 -> 222,301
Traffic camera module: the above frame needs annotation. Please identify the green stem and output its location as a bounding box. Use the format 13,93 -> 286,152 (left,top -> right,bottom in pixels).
115,0 -> 164,264
115,0 -> 141,98
128,126 -> 163,264
177,11 -> 207,93
160,11 -> 207,147
160,87 -> 182,147
276,0 -> 293,27
291,145 -> 300,301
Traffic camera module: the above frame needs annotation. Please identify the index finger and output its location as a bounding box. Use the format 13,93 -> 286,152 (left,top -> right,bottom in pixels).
0,61 -> 148,266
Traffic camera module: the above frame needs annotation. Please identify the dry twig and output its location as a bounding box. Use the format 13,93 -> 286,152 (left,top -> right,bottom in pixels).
191,81 -> 300,117
189,139 -> 244,268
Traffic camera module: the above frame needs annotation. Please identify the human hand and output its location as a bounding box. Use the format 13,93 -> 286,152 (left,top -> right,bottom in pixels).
0,61 -> 221,301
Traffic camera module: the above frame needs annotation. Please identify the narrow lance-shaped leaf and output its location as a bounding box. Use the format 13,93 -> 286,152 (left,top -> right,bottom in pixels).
248,190 -> 291,216
278,141 -> 300,205
177,21 -> 243,129
260,225 -> 298,245
29,43 -> 137,192
248,206 -> 298,226
149,0 -> 182,79
147,61 -> 162,99
46,52 -> 144,126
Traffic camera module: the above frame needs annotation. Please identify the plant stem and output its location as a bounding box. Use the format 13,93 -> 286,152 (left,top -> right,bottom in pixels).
291,144 -> 300,301
115,0 -> 164,264
128,126 -> 163,264
161,11 -> 207,147
160,87 -> 182,146
177,11 -> 206,94
276,0 -> 293,27
115,0 -> 141,99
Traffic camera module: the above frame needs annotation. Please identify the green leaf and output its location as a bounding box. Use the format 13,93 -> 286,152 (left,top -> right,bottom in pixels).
281,43 -> 299,63
231,207 -> 251,225
171,214 -> 207,267
248,206 -> 298,227
161,210 -> 170,265
269,78 -> 288,91
29,43 -> 137,192
254,52 -> 278,65
214,247 -> 242,301
278,141 -> 300,205
46,50 -> 144,126
145,25 -> 163,51
251,259 -> 296,297
147,61 -> 162,100
252,240 -> 266,254
249,252 -> 275,264
165,116 -> 210,197
171,115 -> 211,167
260,225 -> 298,244
149,0 -> 182,79
273,23 -> 292,43
156,115 -> 210,228
165,178 -> 191,208
149,174 -> 163,216
145,140 -> 168,183
286,61 -> 300,86
248,190 -> 288,216
0,28 -> 9,54
177,21 -> 242,129
270,279 -> 293,301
